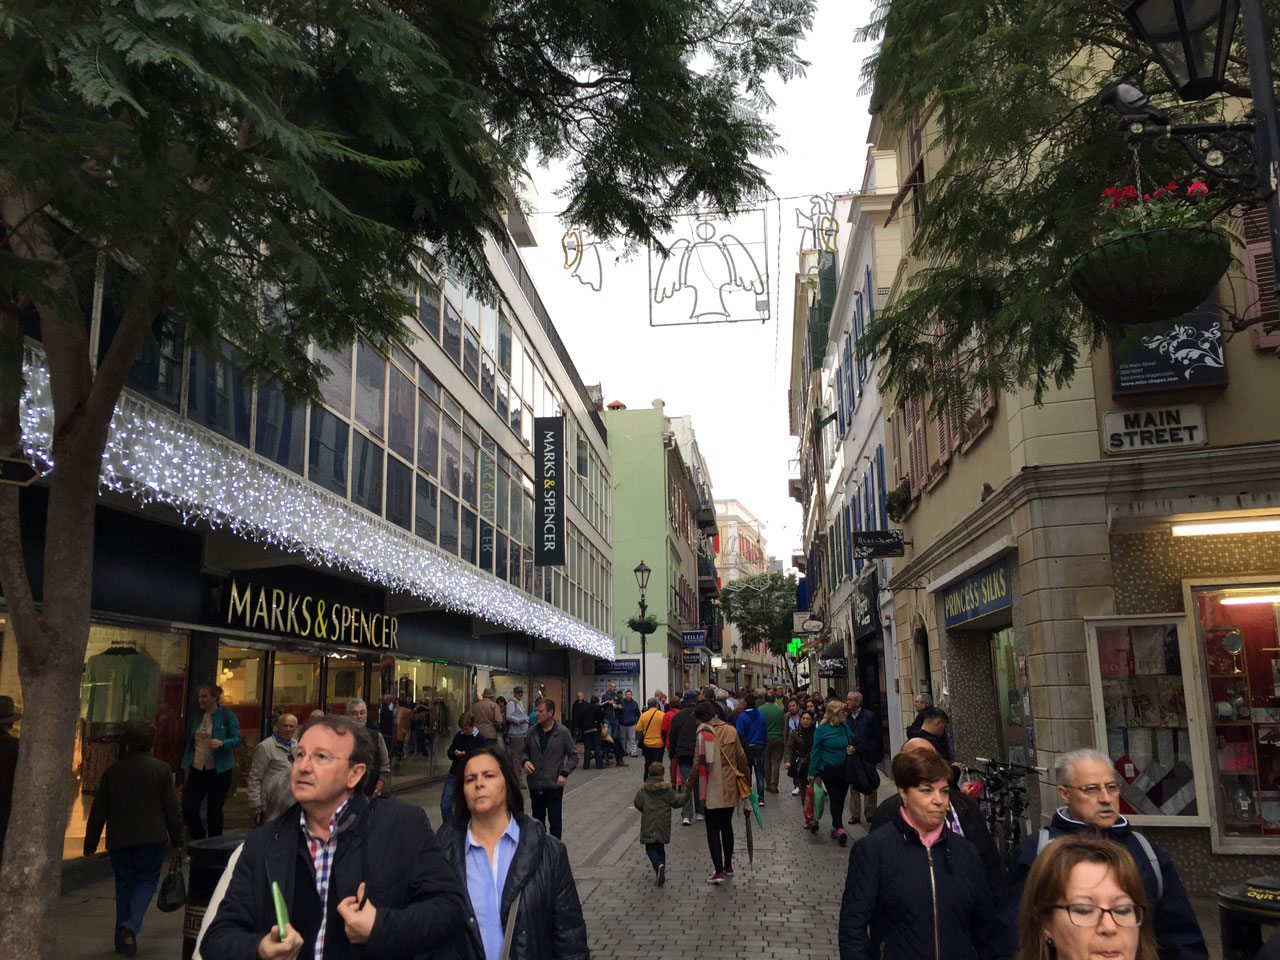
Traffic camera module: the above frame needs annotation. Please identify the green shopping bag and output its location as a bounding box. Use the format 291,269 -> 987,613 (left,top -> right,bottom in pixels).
813,781 -> 827,821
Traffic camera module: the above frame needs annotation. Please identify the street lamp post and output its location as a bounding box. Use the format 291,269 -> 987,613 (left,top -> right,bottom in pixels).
633,561 -> 651,699
1116,0 -> 1280,297
730,642 -> 740,689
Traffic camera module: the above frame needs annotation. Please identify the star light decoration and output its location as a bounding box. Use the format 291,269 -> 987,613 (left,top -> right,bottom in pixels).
19,348 -> 616,660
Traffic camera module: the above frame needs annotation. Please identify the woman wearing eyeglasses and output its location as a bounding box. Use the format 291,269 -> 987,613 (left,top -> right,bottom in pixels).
1016,834 -> 1156,960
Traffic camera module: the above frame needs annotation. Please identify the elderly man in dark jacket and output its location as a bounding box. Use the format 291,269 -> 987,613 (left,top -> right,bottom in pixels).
202,715 -> 466,960
993,748 -> 1207,960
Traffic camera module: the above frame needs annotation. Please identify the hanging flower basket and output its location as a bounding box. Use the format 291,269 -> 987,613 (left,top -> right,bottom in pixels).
1069,180 -> 1231,326
1068,227 -> 1232,326
627,614 -> 659,636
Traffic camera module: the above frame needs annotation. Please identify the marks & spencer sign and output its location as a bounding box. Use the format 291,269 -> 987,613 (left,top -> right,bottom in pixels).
224,579 -> 398,649
942,557 -> 1012,629
535,416 -> 565,567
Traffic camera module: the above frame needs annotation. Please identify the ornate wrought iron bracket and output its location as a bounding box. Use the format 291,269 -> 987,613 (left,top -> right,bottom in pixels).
1119,115 -> 1263,193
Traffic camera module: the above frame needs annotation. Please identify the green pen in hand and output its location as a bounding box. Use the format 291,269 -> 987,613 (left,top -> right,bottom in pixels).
271,881 -> 289,942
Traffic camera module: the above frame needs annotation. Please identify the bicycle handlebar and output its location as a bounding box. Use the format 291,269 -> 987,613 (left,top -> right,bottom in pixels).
975,756 -> 1048,774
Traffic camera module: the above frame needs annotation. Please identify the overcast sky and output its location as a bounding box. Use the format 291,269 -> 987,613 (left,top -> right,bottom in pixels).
520,0 -> 877,566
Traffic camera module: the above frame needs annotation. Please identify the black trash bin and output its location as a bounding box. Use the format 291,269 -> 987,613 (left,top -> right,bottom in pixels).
182,835 -> 244,960
1219,875 -> 1280,960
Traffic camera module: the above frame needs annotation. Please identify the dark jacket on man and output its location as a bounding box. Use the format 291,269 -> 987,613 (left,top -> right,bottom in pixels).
522,722 -> 578,792
436,813 -> 589,960
84,749 -> 183,853
847,708 -> 883,765
905,711 -> 927,740
569,699 -> 591,736
668,705 -> 700,761
993,807 -> 1207,960
870,791 -> 1005,901
201,792 -> 466,960
619,698 -> 641,726
840,810 -> 993,960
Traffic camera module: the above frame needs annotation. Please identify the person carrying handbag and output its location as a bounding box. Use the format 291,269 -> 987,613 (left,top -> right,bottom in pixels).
809,700 -> 855,845
686,700 -> 750,884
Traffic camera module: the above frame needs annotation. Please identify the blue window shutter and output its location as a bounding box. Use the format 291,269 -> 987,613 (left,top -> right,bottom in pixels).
865,476 -> 874,532
854,294 -> 865,389
842,334 -> 854,414
865,266 -> 876,359
852,493 -> 863,575
836,366 -> 846,438
876,445 -> 888,529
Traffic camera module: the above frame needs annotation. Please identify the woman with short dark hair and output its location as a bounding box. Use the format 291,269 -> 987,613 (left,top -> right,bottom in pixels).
838,745 -> 994,960
1017,834 -> 1155,960
435,747 -> 588,960
84,720 -> 184,957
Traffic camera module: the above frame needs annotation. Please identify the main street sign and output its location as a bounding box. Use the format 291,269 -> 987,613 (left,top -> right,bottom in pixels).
854,530 -> 904,558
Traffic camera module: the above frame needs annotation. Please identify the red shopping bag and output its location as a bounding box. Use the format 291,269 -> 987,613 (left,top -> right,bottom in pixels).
803,783 -> 815,823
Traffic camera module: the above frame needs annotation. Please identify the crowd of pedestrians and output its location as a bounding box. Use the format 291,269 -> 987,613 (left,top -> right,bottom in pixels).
68,678 -> 1236,960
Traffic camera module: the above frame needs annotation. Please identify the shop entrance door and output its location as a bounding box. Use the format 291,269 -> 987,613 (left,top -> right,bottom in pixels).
991,627 -> 1032,766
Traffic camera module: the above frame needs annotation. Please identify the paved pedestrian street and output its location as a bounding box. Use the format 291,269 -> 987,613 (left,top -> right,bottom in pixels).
53,754 -> 1224,959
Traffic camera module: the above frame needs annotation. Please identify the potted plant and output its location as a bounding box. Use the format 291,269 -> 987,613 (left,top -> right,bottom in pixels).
627,614 -> 659,635
884,481 -> 912,524
1068,179 -> 1232,326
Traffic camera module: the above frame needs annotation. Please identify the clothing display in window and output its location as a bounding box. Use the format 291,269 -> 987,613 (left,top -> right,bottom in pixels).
81,647 -> 159,724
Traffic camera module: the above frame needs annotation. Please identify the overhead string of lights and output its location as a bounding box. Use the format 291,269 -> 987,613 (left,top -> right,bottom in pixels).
19,346 -> 616,661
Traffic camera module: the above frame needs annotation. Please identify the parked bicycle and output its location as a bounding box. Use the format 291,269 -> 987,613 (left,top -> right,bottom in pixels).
959,756 -> 1045,864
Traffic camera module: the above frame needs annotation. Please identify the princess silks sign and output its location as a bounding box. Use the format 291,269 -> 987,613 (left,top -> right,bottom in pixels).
535,416 -> 565,567
225,579 -> 399,649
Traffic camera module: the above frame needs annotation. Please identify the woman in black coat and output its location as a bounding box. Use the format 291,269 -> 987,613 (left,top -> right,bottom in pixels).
435,746 -> 588,960
839,746 -> 993,960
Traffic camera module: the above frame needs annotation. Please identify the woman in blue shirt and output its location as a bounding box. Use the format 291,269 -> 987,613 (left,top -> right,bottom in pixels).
435,746 -> 588,960
179,684 -> 241,839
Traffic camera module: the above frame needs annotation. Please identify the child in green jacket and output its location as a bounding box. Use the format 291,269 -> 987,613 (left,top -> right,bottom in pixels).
633,762 -> 689,885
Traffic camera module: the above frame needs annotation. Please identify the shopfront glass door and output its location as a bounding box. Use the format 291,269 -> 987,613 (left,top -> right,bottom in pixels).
325,656 -> 367,715
272,651 -> 321,726
216,643 -> 268,832
991,628 -> 1032,766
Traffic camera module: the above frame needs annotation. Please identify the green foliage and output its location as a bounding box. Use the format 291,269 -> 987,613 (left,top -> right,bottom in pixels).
854,0 -> 1274,413
0,0 -> 816,399
719,572 -> 798,656
627,614 -> 659,635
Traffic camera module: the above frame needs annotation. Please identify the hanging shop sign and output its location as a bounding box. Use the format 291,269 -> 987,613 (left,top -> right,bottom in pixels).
1101,404 -> 1207,454
224,579 -> 399,649
817,656 -> 849,679
942,557 -> 1012,629
681,630 -> 707,648
0,456 -> 38,486
852,571 -> 879,640
854,530 -> 905,558
1109,296 -> 1227,395
534,416 -> 566,566
593,658 -> 640,675
682,649 -> 702,665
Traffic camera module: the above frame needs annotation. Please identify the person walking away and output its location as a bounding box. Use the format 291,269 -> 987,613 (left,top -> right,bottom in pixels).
472,688 -> 504,747
784,710 -> 816,802
905,692 -> 932,739
634,761 -> 688,886
839,746 -> 994,960
619,690 -> 642,757
569,691 -> 590,742
505,687 -> 530,787
201,714 -> 467,960
994,748 -> 1206,960
808,700 -> 855,844
247,712 -> 298,825
346,698 -> 391,796
581,696 -> 604,770
637,697 -> 666,773
759,693 -> 785,794
521,698 -> 578,839
0,695 -> 19,860
669,691 -> 703,825
84,720 -> 184,957
687,700 -> 749,884
1015,833 -> 1156,960
180,684 -> 241,839
442,711 -> 485,825
734,693 -> 768,804
435,747 -> 589,960
845,691 -> 883,825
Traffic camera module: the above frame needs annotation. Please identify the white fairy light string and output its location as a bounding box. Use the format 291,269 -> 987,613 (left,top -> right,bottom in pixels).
19,348 -> 615,660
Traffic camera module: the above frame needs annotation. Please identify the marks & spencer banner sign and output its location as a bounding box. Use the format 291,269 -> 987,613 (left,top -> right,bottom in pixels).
535,416 -> 565,567
942,557 -> 1012,629
224,579 -> 398,649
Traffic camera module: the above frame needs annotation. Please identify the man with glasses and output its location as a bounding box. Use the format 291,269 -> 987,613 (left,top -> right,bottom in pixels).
202,714 -> 466,960
993,748 -> 1207,960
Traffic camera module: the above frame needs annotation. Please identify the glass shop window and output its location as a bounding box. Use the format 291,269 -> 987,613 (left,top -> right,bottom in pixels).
308,406 -> 349,497
316,345 -> 352,417
255,378 -> 304,474
188,340 -> 250,445
386,456 -> 413,531
353,342 -> 386,437
351,433 -> 383,515
415,476 -> 438,543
